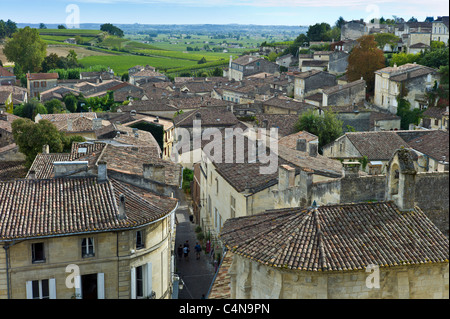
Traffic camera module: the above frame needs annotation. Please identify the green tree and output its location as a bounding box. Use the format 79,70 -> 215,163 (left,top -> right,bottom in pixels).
307,23 -> 331,42
39,23 -> 47,29
3,27 -> 47,74
44,99 -> 66,114
13,98 -> 47,120
374,33 -> 400,51
63,94 -> 78,113
389,52 -> 421,66
295,109 -> 343,152
419,47 -> 449,69
396,98 -> 423,130
58,24 -> 66,29
198,57 -> 207,64
11,118 -> 64,167
100,23 -> 124,37
0,19 -> 17,39
41,53 -> 63,72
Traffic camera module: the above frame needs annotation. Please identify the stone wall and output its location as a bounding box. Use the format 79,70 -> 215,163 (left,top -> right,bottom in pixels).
230,254 -> 449,299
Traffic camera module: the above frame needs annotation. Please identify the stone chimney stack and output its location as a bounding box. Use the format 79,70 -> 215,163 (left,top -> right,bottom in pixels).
53,161 -> 89,178
97,161 -> 107,182
143,163 -> 166,184
278,164 -> 296,191
342,161 -> 361,178
67,118 -> 73,132
118,194 -> 127,220
308,140 -> 319,157
296,139 -> 307,152
42,144 -> 50,154
92,118 -> 103,131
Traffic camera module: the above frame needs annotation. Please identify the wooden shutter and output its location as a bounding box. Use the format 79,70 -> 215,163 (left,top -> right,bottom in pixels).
97,273 -> 105,299
49,278 -> 56,299
26,281 -> 33,299
146,263 -> 152,298
130,267 -> 136,299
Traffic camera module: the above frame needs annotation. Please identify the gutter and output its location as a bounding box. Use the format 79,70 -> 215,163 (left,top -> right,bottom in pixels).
2,240 -> 20,299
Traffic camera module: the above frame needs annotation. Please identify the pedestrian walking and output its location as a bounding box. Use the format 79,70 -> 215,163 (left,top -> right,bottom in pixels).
194,242 -> 202,260
183,245 -> 190,261
177,244 -> 183,260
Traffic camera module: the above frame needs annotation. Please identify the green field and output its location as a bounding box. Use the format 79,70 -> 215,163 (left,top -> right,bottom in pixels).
79,55 -> 200,74
38,29 -> 103,36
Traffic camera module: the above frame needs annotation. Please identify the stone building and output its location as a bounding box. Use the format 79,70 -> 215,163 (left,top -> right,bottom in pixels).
374,63 -> 440,113
218,201 -> 449,299
214,148 -> 449,299
26,73 -> 59,99
432,16 -> 449,43
341,20 -> 369,40
322,79 -> 366,107
293,70 -> 336,101
0,166 -> 179,299
228,55 -> 280,81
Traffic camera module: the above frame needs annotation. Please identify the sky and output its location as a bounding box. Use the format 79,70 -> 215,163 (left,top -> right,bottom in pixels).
0,0 -> 449,26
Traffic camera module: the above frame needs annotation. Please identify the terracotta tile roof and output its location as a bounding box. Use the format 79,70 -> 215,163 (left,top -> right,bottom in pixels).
0,113 -> 22,133
345,131 -> 409,160
254,114 -> 299,137
0,66 -> 15,77
208,251 -> 233,299
174,107 -> 240,127
220,202 -> 449,271
262,96 -> 315,111
26,73 -> 59,81
232,55 -> 264,66
0,177 -> 178,241
408,130 -> 449,161
323,79 -> 365,95
302,60 -> 328,67
0,161 -> 28,181
278,131 -> 319,149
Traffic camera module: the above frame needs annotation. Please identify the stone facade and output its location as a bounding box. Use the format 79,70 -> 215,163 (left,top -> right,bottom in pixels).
228,254 -> 449,299
0,215 -> 175,299
322,79 -> 366,107
293,71 -> 336,100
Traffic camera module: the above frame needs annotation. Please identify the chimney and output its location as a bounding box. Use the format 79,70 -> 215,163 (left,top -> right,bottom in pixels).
118,194 -> 127,220
28,170 -> 36,179
132,128 -> 139,138
386,148 -> 417,211
154,116 -> 159,123
308,140 -> 319,157
195,112 -> 201,120
296,138 -> 307,152
53,161 -> 89,178
143,163 -> 166,184
42,144 -> 50,154
278,164 -> 296,191
342,161 -> 361,178
67,118 -> 73,131
92,118 -> 102,131
97,161 -> 107,182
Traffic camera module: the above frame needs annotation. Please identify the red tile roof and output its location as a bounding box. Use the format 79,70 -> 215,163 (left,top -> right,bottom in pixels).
26,73 -> 59,81
0,177 -> 178,240
220,202 -> 449,272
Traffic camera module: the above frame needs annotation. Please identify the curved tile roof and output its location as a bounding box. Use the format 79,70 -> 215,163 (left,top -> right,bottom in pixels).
220,202 -> 449,271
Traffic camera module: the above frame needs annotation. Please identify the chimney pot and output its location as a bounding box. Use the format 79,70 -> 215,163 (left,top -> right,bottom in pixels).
296,138 -> 307,152
118,194 -> 127,220
97,161 -> 107,182
42,144 -> 50,154
308,141 -> 319,157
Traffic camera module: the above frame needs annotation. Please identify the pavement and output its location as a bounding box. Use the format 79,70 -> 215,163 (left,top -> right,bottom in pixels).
174,198 -> 216,299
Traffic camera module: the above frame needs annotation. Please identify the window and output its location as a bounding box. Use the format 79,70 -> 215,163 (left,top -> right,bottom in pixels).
41,81 -> 46,87
136,230 -> 145,250
26,279 -> 56,299
136,266 -> 144,298
32,280 -> 49,299
32,243 -> 45,263
131,263 -> 152,299
230,195 -> 236,219
81,238 -> 95,258
216,178 -> 219,194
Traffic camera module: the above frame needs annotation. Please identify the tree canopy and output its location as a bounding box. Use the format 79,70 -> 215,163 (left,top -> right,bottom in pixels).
295,109 -> 343,153
12,118 -> 86,168
100,23 -> 124,37
3,26 -> 47,74
347,35 -> 386,93
0,19 -> 17,40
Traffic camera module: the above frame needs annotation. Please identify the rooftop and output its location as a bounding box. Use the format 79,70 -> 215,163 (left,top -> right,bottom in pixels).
220,202 -> 449,271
